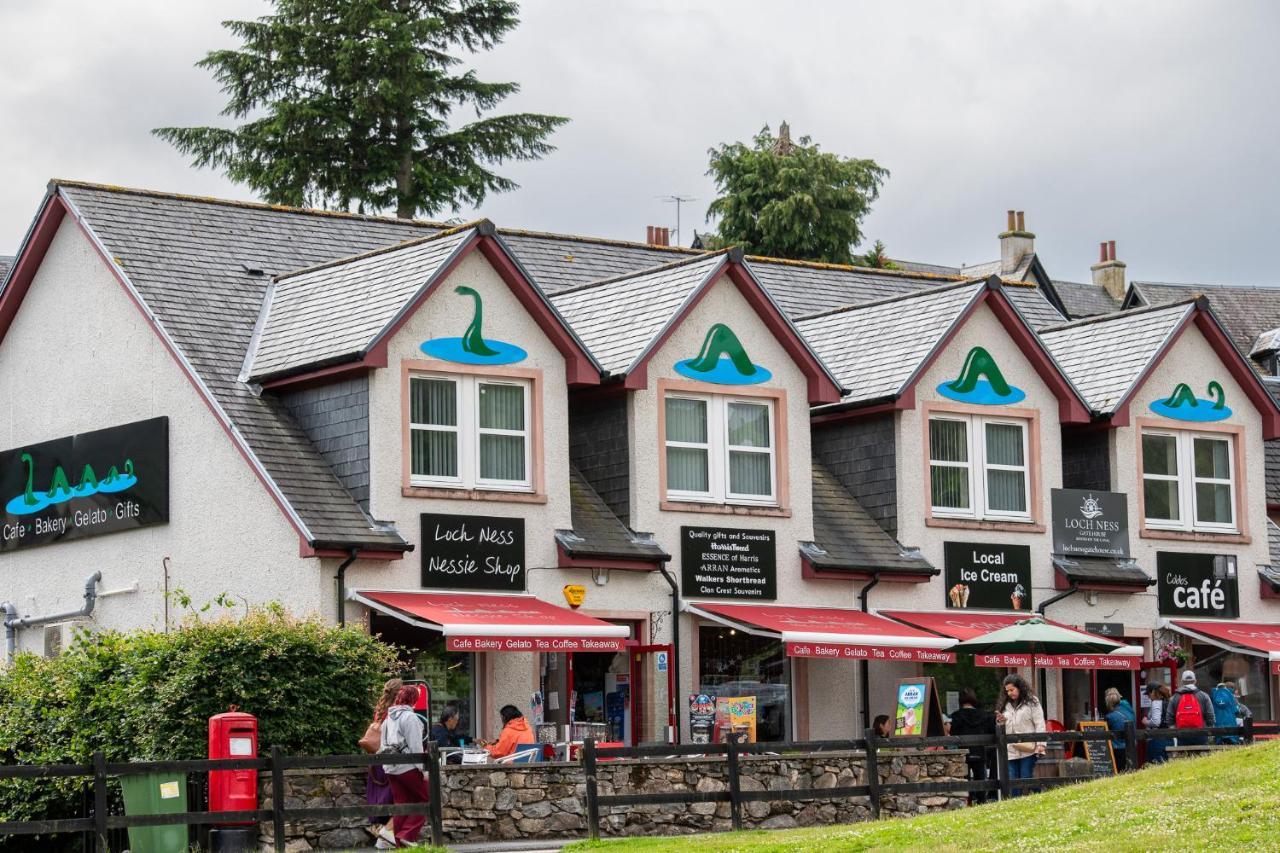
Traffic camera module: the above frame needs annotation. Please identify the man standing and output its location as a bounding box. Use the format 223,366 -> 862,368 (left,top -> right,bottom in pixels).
1168,670 -> 1214,747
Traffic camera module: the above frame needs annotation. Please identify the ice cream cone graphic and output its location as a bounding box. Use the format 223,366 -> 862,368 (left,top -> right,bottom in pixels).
1011,583 -> 1026,610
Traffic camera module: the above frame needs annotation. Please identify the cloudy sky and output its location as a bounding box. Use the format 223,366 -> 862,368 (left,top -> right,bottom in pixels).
3,1 -> 1279,286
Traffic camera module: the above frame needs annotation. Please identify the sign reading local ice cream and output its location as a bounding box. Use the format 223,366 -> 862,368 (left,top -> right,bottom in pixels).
1051,488 -> 1129,558
1157,551 -> 1239,618
680,526 -> 777,600
420,512 -> 525,591
943,542 -> 1032,611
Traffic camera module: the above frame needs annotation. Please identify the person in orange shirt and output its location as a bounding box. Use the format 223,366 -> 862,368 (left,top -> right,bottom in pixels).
485,705 -> 535,759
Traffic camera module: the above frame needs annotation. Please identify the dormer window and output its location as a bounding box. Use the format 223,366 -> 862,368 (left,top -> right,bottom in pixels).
1141,430 -> 1236,533
409,374 -> 531,490
928,414 -> 1031,521
664,392 -> 776,505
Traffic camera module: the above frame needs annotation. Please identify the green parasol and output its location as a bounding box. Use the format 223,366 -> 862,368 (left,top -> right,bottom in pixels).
948,616 -> 1125,656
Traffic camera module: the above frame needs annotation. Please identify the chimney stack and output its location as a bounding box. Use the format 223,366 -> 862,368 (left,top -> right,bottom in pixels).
646,226 -> 670,247
999,210 -> 1035,275
1091,240 -> 1127,302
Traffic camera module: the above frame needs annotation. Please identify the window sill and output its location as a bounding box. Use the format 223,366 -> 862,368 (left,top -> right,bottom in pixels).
403,486 -> 547,504
1139,528 -> 1250,545
660,500 -> 791,518
925,517 -> 1044,533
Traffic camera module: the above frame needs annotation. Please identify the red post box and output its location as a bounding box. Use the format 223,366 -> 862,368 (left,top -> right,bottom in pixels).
209,710 -> 258,825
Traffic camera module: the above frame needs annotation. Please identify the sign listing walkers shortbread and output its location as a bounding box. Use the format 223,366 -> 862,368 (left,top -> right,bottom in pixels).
1051,488 -> 1129,558
680,526 -> 777,600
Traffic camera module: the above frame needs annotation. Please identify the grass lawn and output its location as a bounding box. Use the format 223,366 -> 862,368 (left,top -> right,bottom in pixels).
565,740 -> 1280,852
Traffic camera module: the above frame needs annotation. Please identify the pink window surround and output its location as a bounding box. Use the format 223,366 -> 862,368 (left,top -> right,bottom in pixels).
921,400 -> 1044,531
1133,417 -> 1250,543
400,359 -> 547,501
656,378 -> 791,514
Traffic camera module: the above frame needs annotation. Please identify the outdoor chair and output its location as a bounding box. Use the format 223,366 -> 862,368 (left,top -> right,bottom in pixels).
494,744 -> 541,764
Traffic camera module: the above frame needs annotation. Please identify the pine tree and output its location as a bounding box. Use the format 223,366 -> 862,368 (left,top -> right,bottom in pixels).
155,0 -> 567,218
705,122 -> 888,264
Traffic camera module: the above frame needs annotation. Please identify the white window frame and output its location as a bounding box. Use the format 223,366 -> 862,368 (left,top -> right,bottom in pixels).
928,414 -> 1031,522
1142,429 -> 1237,533
409,374 -> 532,491
664,392 -> 777,506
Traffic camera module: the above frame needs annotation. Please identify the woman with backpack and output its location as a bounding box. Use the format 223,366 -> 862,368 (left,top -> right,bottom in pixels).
380,685 -> 430,848
995,674 -> 1045,795
358,678 -> 403,848
1211,682 -> 1241,744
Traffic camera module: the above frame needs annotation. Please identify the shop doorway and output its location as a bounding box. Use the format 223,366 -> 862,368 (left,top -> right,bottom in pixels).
370,612 -> 479,743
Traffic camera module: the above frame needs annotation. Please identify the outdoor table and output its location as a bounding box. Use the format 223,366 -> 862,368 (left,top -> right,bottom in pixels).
460,747 -> 490,765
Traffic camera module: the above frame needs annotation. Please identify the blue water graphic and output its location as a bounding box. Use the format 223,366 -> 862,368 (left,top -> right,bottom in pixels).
6,472 -> 138,516
1149,399 -> 1232,422
937,378 -> 1026,405
674,356 -> 772,385
420,338 -> 528,365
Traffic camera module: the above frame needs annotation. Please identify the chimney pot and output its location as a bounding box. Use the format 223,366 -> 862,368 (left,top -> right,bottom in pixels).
1007,210 -> 1016,231
1016,211 -> 1025,232
1099,242 -> 1108,263
1108,240 -> 1117,262
645,226 -> 654,244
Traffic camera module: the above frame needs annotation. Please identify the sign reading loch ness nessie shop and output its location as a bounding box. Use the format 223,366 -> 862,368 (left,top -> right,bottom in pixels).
680,526 -> 777,600
1157,552 -> 1239,618
1051,488 -> 1129,558
420,513 -> 525,591
943,542 -> 1032,611
0,418 -> 169,552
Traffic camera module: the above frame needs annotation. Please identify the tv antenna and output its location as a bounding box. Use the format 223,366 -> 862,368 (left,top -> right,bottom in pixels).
658,195 -> 697,247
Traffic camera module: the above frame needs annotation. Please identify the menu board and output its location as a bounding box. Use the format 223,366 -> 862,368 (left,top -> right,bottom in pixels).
944,542 -> 1032,611
420,513 -> 525,591
680,526 -> 777,600
714,696 -> 757,743
1078,721 -> 1116,776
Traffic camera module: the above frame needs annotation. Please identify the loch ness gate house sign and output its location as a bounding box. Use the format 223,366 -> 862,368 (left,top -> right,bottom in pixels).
0,417 -> 169,552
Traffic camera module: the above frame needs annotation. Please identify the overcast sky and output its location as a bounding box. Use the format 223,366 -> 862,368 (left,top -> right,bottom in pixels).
3,1 -> 1280,286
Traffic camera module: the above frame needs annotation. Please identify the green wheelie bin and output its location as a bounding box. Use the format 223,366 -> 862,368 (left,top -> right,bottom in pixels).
119,771 -> 189,852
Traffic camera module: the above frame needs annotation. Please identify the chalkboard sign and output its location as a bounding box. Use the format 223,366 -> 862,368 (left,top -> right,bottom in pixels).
680,526 -> 776,600
1078,721 -> 1116,776
420,513 -> 525,591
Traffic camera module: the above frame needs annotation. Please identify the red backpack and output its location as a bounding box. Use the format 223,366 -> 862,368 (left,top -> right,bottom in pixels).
1174,692 -> 1204,728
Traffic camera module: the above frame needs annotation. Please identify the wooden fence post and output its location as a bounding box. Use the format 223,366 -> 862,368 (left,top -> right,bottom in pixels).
583,738 -> 600,841
426,744 -> 444,848
92,751 -> 108,853
1243,718 -> 1254,745
725,733 -> 743,831
1124,721 -> 1137,771
864,729 -> 881,821
994,726 -> 1011,801
270,745 -> 286,853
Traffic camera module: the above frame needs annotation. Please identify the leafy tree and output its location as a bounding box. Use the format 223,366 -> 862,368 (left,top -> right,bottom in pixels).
155,0 -> 567,218
705,122 -> 888,264
853,239 -> 899,270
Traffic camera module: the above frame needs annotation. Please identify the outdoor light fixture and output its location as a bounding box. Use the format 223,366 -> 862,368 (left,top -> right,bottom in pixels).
592,567 -> 610,587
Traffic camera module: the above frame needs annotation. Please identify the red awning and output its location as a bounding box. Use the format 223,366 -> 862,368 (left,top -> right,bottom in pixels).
353,590 -> 629,652
882,610 -> 1142,671
1169,620 -> 1280,675
686,602 -> 955,664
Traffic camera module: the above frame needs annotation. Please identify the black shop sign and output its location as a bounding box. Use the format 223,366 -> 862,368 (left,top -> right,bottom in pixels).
944,542 -> 1032,612
1157,552 -> 1239,618
420,513 -> 525,592
680,526 -> 777,600
0,417 -> 169,553
1051,489 -> 1129,558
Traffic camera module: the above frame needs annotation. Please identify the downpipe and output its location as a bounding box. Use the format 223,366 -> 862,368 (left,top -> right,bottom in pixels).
858,574 -> 884,733
335,549 -> 359,628
4,571 -> 103,662
658,563 -> 682,744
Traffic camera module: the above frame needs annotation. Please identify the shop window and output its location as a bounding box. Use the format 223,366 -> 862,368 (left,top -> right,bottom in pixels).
1141,431 -> 1236,532
665,394 -> 776,505
410,374 -> 531,490
698,625 -> 790,742
928,415 -> 1030,521
1191,644 -> 1272,723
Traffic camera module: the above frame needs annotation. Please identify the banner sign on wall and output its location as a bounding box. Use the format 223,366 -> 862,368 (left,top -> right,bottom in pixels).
0,417 -> 169,552
1157,552 -> 1239,618
1051,489 -> 1130,558
943,542 -> 1032,611
680,526 -> 777,600
421,513 -> 525,591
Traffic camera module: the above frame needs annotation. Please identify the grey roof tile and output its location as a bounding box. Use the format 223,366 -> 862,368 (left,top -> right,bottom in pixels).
1266,519 -> 1280,574
558,466 -> 668,562
1265,380 -> 1280,506
1039,302 -> 1194,414
1132,280 -> 1280,365
0,255 -> 12,284
1052,279 -> 1122,319
1250,327 -> 1280,360
1051,555 -> 1154,587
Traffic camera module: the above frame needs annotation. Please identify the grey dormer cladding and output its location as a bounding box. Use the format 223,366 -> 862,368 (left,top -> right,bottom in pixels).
569,393 -> 630,525
280,376 -> 371,509
812,414 -> 897,537
1061,426 -> 1111,492
559,466 -> 668,563
1050,555 -> 1154,588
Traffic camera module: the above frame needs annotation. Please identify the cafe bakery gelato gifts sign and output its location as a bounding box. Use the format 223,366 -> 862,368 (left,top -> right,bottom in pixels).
1,417 -> 168,552
421,512 -> 525,591
681,526 -> 776,600
1157,552 -> 1239,618
1051,488 -> 1129,558
944,542 -> 1032,611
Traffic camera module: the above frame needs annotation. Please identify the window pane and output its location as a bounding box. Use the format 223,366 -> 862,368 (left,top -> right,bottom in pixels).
1195,483 -> 1233,524
728,403 -> 770,448
985,423 -> 1024,467
667,447 -> 709,492
1144,479 -> 1180,521
412,429 -> 457,478
987,469 -> 1027,513
698,625 -> 790,743
1193,438 -> 1230,479
931,465 -> 970,509
479,434 -> 525,481
666,398 -> 708,443
478,383 -> 524,431
411,378 -> 456,426
729,451 -> 771,496
1142,434 -> 1178,477
929,419 -> 968,462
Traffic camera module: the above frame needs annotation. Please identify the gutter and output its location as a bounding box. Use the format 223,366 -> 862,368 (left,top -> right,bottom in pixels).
4,571 -> 102,662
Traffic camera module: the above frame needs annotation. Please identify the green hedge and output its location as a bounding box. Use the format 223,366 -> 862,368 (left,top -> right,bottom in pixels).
0,607 -> 401,837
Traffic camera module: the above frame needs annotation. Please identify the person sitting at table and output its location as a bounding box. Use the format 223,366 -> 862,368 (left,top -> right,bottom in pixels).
485,704 -> 535,759
430,705 -> 462,749
1103,687 -> 1136,770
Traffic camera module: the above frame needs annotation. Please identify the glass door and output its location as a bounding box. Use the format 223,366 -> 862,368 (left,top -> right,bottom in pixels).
630,644 -> 675,745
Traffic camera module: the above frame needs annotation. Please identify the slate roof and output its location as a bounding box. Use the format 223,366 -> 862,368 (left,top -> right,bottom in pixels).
795,280 -> 986,404
1266,520 -> 1280,580
246,225 -> 477,382
1051,555 -> 1154,588
1265,380 -> 1280,507
1052,279 -> 1122,319
501,229 -> 699,292
557,466 -> 668,563
1129,280 -> 1280,364
1250,327 -> 1280,361
802,460 -> 936,576
1039,302 -> 1195,414
0,256 -> 13,284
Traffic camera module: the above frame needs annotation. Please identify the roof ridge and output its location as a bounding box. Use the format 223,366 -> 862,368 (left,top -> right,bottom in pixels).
1040,297 -> 1199,333
549,249 -> 730,298
794,277 -> 985,322
273,220 -> 484,281
746,253 -> 967,282
497,225 -> 707,256
1135,279 -> 1280,291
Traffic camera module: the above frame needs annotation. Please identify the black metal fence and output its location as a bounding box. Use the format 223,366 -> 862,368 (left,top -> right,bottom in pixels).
0,722 -> 1273,850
